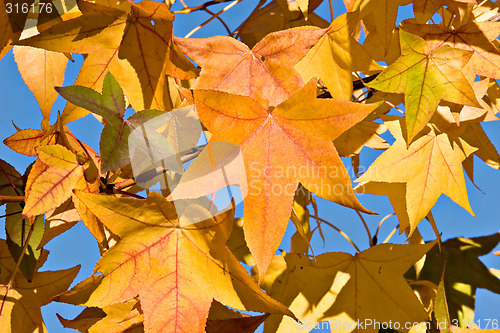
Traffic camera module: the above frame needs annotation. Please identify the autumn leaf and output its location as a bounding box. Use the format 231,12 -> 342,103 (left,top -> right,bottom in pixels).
237,0 -> 329,48
58,299 -> 144,333
0,240 -> 80,333
418,233 -> 500,322
295,11 -> 383,101
401,20 -> 500,79
17,0 -> 196,121
13,45 -> 67,121
3,129 -> 49,157
369,30 -> 480,142
22,144 -> 89,217
175,27 -> 327,107
352,0 -> 411,56
413,0 -> 477,24
56,72 -> 178,173
266,242 -> 436,333
356,116 -> 475,234
5,210 -> 44,282
0,159 -> 23,198
194,80 -> 378,279
74,191 -> 295,333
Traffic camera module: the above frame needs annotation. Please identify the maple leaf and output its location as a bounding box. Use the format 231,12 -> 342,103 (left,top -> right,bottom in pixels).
295,11 -> 383,101
58,299 -> 144,333
369,30 -> 480,142
0,159 -> 23,198
175,27 -> 327,107
352,0 -> 411,56
16,0 -> 197,121
74,190 -> 295,333
237,0 -> 329,48
418,233 -> 500,322
356,116 -> 475,234
5,209 -> 44,282
413,0 -> 477,24
264,242 -> 436,333
21,144 -> 96,217
401,20 -> 500,79
56,72 -> 179,174
13,45 -> 67,121
0,240 -> 80,333
194,80 -> 378,279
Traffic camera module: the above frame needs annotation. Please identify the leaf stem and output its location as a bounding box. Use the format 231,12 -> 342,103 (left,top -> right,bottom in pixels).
356,211 -> 373,247
312,215 -> 361,253
373,213 -> 395,245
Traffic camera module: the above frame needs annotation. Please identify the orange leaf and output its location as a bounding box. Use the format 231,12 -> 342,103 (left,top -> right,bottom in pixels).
175,27 -> 327,107
194,80 -> 378,279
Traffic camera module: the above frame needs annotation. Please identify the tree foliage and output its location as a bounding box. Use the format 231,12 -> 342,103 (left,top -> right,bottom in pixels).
1,0 -> 500,332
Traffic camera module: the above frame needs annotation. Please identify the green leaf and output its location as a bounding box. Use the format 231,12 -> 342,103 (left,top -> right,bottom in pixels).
369,30 -> 480,142
5,205 -> 44,282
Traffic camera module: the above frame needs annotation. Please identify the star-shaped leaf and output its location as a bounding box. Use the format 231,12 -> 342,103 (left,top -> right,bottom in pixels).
264,242 -> 436,333
356,116 -> 476,234
402,20 -> 500,79
369,30 -> 480,142
75,190 -> 294,333
17,0 -> 197,122
295,11 -> 383,101
418,233 -> 500,322
175,27 -> 326,107
194,80 -> 378,279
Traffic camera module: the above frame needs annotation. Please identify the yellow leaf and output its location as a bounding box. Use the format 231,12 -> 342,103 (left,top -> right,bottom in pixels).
356,116 -> 476,235
13,46 -> 67,121
295,11 -> 383,101
74,191 -> 295,333
23,144 -> 87,217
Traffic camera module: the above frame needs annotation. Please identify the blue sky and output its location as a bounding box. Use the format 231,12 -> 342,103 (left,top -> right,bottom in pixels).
0,0 -> 499,332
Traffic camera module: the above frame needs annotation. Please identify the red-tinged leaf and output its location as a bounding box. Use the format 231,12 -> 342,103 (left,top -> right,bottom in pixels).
175,27 -> 327,107
22,144 -> 87,217
3,129 -> 48,156
17,0 -> 197,120
74,191 -> 295,333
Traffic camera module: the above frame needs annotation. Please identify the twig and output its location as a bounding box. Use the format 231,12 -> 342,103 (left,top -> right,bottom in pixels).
0,195 -> 25,203
174,0 -> 233,14
382,222 -> 399,244
328,0 -> 334,22
183,0 -> 242,38
204,8 -> 231,35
